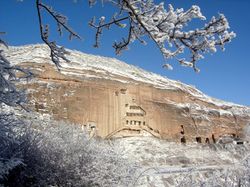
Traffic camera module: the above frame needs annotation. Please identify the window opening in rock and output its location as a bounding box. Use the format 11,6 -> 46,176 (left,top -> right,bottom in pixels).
212,134 -> 216,143
231,133 -> 236,138
180,125 -> 185,135
126,120 -> 129,124
196,137 -> 202,143
154,129 -> 159,133
130,106 -> 137,109
143,121 -> 146,125
90,124 -> 96,130
181,137 -> 186,144
120,89 -> 127,94
205,138 -> 210,144
237,141 -> 244,145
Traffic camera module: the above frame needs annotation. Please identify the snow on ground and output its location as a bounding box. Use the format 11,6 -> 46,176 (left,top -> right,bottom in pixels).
114,136 -> 250,187
1,44 -> 250,117
115,137 -> 246,167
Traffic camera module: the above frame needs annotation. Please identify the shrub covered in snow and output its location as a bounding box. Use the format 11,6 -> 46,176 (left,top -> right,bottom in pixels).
0,112 -> 25,185
0,110 -> 138,187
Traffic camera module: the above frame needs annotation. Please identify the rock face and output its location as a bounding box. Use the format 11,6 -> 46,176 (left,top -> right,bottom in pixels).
3,44 -> 250,143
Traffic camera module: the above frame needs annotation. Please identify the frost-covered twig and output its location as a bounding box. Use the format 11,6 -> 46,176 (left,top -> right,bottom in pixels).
89,15 -> 130,48
36,0 -> 81,69
89,0 -> 235,72
0,35 -> 32,107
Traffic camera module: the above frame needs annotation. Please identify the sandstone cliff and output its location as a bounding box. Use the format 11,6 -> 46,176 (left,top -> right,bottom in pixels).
3,44 -> 250,143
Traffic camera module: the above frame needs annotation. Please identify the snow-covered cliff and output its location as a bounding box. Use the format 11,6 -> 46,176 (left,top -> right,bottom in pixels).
3,44 -> 250,115
2,44 -> 250,142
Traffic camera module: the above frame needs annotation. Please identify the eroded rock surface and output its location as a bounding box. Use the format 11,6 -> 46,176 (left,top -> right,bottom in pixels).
3,44 -> 250,143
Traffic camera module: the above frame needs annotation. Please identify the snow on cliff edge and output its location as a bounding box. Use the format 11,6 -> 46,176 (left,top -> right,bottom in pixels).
2,44 -> 250,116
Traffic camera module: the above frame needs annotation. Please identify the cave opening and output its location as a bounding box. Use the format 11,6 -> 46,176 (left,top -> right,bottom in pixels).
205,138 -> 210,144
180,125 -> 185,135
196,137 -> 202,143
181,137 -> 186,144
212,134 -> 216,143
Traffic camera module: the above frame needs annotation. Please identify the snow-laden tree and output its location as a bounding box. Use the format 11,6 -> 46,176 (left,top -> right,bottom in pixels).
36,0 -> 235,72
0,34 -> 32,107
0,112 -> 25,184
0,34 -> 32,184
1,111 -> 138,187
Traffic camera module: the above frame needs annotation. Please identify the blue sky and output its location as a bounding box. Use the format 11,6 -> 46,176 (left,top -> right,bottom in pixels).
1,0 -> 249,106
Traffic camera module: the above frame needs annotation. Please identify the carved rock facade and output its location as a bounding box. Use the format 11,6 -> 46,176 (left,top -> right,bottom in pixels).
4,45 -> 250,143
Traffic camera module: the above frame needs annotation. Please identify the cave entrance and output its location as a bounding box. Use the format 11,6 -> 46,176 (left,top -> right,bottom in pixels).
181,137 -> 186,144
205,138 -> 210,144
236,141 -> 244,145
196,137 -> 202,143
180,125 -> 185,135
212,134 -> 216,143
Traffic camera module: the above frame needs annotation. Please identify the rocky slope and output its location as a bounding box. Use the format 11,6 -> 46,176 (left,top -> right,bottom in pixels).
2,44 -> 250,143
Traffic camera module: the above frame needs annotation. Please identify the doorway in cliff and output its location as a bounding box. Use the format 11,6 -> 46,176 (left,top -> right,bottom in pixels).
196,137 -> 202,143
205,138 -> 210,144
212,134 -> 216,143
180,125 -> 185,135
181,136 -> 186,144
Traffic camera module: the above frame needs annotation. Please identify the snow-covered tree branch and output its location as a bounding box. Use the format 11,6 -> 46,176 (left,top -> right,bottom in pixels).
36,0 -> 81,69
89,0 -> 235,72
0,35 -> 32,186
0,34 -> 32,107
34,0 -> 235,72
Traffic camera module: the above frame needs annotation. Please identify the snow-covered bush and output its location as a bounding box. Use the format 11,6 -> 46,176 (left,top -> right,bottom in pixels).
1,111 -> 138,187
0,112 -> 25,185
174,144 -> 250,186
0,38 -> 32,186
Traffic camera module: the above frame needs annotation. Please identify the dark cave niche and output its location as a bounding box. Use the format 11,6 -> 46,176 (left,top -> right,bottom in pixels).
196,137 -> 202,143
205,138 -> 210,144
181,136 -> 186,144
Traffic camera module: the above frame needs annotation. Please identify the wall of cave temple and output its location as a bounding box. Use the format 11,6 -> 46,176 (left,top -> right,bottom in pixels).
27,74 -> 247,143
